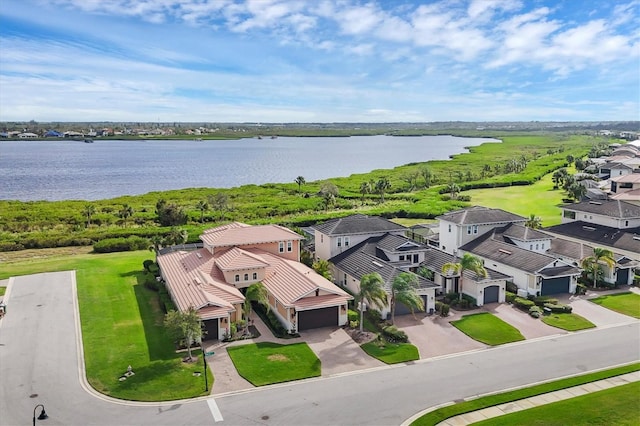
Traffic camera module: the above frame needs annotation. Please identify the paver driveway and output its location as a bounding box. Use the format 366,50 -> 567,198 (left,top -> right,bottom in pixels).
394,312 -> 485,359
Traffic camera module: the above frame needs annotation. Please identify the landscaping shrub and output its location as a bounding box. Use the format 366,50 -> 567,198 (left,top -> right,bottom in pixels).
506,282 -> 518,293
529,306 -> 543,318
366,308 -> 382,323
253,302 -> 291,337
505,291 -> 517,303
544,303 -> 572,313
347,309 -> 359,323
93,236 -> 149,253
382,325 -> 408,343
514,297 -> 535,310
435,301 -> 443,312
143,272 -> 160,291
533,296 -> 559,306
440,303 -> 450,317
158,282 -> 176,313
575,283 -> 587,295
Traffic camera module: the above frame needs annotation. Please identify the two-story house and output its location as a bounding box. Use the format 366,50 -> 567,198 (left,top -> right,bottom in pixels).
329,233 -> 439,317
157,222 -> 352,339
545,200 -> 640,261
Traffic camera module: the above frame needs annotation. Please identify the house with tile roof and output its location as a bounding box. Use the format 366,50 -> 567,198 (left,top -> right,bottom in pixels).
329,233 -> 439,317
312,214 -> 407,261
157,222 -> 352,340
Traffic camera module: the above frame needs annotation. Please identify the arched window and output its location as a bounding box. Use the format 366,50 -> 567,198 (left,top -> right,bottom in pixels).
235,275 -> 239,282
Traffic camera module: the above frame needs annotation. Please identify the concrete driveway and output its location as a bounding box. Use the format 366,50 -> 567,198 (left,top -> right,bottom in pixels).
566,296 -> 636,327
482,303 -> 566,339
394,312 -> 485,359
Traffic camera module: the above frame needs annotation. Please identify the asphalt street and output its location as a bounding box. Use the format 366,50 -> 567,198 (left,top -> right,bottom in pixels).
1,271 -> 638,426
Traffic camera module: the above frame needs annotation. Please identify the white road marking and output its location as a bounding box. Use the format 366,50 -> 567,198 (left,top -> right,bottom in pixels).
207,397 -> 224,422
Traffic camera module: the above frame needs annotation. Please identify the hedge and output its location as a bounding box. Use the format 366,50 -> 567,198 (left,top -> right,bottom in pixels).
93,236 -> 150,253
382,325 -> 408,343
543,303 -> 573,313
514,297 -> 535,310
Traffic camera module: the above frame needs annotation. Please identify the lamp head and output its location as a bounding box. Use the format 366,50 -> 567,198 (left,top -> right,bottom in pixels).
37,407 -> 48,420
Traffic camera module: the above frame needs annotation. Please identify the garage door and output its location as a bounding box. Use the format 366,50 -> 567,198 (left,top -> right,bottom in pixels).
394,299 -> 426,316
202,319 -> 219,341
483,285 -> 500,304
616,268 -> 629,285
298,306 -> 338,330
541,277 -> 570,296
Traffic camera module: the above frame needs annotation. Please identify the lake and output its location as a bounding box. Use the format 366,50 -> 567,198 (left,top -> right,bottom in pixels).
0,135 -> 498,201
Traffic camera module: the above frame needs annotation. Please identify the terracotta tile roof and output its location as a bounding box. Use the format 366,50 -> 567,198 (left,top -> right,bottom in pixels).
215,247 -> 269,271
156,249 -> 243,319
294,294 -> 351,311
200,222 -> 302,247
246,249 -> 351,307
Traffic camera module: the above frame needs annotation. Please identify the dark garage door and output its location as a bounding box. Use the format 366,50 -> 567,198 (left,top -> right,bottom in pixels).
541,277 -> 570,296
203,319 -> 219,340
483,285 -> 500,304
394,299 -> 426,316
616,268 -> 630,285
298,306 -> 338,330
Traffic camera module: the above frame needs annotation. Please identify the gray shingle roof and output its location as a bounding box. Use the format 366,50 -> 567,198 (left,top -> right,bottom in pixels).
460,228 -> 558,274
436,206 -> 526,225
501,223 -> 550,242
420,248 -> 511,281
539,265 -> 582,278
545,221 -> 640,254
561,200 -> 640,218
375,233 -> 428,252
312,214 -> 406,235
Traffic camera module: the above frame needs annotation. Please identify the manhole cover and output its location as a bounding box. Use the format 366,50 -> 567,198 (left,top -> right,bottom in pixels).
30,394 -> 38,398
261,415 -> 269,420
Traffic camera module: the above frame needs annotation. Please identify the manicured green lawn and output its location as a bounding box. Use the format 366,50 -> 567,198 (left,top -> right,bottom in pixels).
1,250 -> 213,401
0,286 -> 5,296
473,381 -> 640,426
590,292 -> 640,319
227,342 -> 321,386
361,340 -> 419,364
463,166 -> 575,227
410,363 -> 640,426
451,313 -> 525,346
541,313 -> 596,331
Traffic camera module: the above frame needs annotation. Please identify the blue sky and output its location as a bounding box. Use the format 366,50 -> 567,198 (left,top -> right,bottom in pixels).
0,0 -> 638,122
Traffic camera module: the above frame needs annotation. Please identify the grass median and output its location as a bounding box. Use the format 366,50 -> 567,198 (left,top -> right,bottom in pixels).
361,340 -> 419,364
541,312 -> 596,331
590,292 -> 640,319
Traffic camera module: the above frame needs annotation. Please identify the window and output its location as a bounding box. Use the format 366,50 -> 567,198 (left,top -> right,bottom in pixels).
235,275 -> 239,282
530,244 -> 533,250
279,241 -> 284,253
399,255 -> 405,261
541,243 -> 545,250
253,272 -> 257,280
244,273 -> 249,281
345,237 -> 350,247
448,224 -> 452,232
625,220 -> 629,227
337,237 -> 342,247
287,241 -> 292,252
535,243 -> 539,250
473,225 -> 478,234
467,226 -> 472,235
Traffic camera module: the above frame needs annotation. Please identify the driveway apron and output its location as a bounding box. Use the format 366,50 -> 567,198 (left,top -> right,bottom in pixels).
483,303 -> 566,339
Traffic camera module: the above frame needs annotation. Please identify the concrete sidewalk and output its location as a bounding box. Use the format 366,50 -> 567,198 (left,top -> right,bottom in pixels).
435,370 -> 640,426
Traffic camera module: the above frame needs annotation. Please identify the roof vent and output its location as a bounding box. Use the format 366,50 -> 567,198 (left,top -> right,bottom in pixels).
589,201 -> 602,205
372,261 -> 384,268
583,226 -> 596,231
196,252 -> 202,259
498,249 -> 512,255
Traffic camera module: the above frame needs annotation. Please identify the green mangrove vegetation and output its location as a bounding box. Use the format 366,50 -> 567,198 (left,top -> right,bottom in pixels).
0,133 -> 601,253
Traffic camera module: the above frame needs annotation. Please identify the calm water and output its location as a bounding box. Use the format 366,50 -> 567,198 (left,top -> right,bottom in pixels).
0,135 -> 498,201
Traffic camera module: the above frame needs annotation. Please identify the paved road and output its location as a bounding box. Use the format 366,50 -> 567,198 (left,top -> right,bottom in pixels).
1,271 -> 638,426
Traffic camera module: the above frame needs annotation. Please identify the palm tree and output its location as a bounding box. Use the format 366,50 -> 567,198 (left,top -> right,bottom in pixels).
567,182 -> 587,201
295,176 -> 306,194
390,272 -> 424,325
244,282 -> 269,323
359,181 -> 371,204
581,248 -> 616,289
196,200 -> 208,223
167,227 -> 188,245
525,214 -> 542,229
118,204 -> 133,228
446,182 -> 460,199
312,259 -> 332,280
83,203 -> 95,227
148,234 -> 165,254
375,177 -> 391,203
357,273 -> 387,332
442,253 -> 488,301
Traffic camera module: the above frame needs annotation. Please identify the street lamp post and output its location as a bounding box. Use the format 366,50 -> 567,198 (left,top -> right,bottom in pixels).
32,404 -> 48,426
201,341 -> 208,392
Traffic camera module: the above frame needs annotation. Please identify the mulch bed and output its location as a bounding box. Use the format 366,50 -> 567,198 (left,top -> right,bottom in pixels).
344,327 -> 378,344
